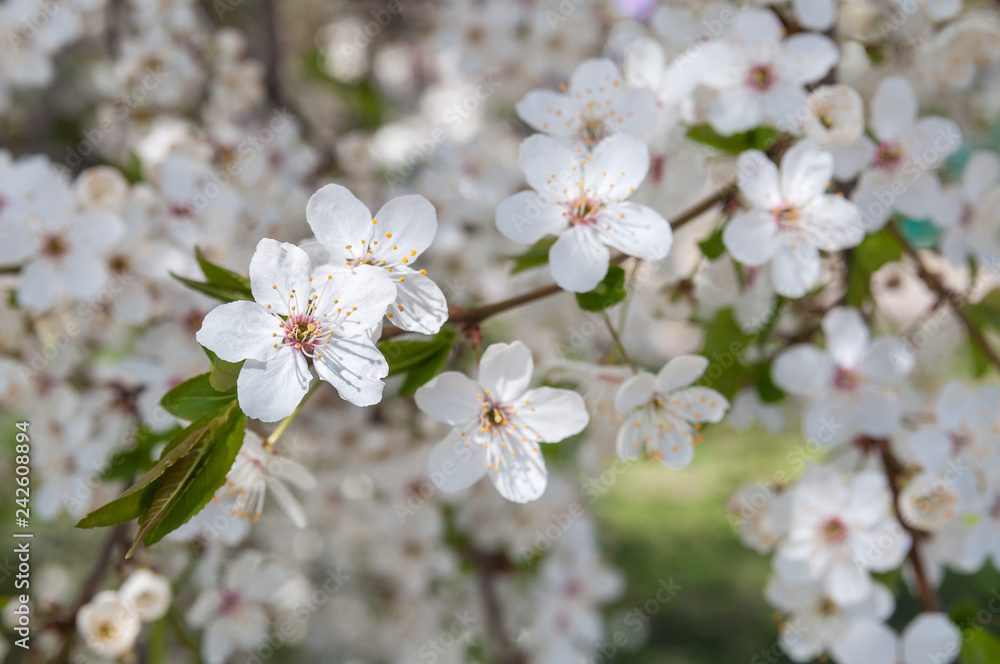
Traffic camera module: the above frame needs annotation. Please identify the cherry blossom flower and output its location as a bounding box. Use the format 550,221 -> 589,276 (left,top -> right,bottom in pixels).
773,307 -> 913,447
931,150 -> 1000,265
415,341 -> 589,503
197,238 -> 396,421
722,139 -> 864,298
304,184 -> 449,335
779,469 -> 911,604
217,432 -> 317,528
766,557 -> 895,663
699,9 -> 839,135
802,84 -> 865,147
496,133 -> 672,292
613,355 -> 729,468
120,569 -> 173,622
76,590 -> 142,658
833,76 -> 962,231
516,58 -> 657,147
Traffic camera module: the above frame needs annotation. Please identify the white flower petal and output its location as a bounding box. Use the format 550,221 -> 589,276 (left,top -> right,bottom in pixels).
793,0 -> 835,30
590,133 -> 650,199
779,34 -> 838,84
515,89 -> 579,138
654,355 -> 709,393
488,440 -> 548,503
901,613 -> 961,664
248,239 -> 314,315
427,429 -> 487,494
386,267 -> 448,334
495,190 -> 567,245
773,345 -> 835,395
823,307 -> 869,369
771,240 -> 820,297
549,225 -> 611,293
238,352 -> 312,422
478,341 -> 533,403
313,336 -> 387,407
305,184 -> 373,264
615,372 -> 655,412
515,387 -> 589,442
370,194 -> 437,264
197,300 -> 280,363
598,202 -> 671,261
723,210 -> 778,266
780,139 -> 834,206
737,150 -> 782,210
520,133 -> 578,195
830,619 -> 897,664
415,372 -> 483,426
18,261 -> 60,311
870,76 -> 917,141
615,412 -> 645,460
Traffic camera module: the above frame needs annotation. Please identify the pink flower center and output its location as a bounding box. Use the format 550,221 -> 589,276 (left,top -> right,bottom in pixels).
480,398 -> 513,434
219,589 -> 242,614
567,196 -> 602,226
169,201 -> 196,218
41,233 -> 70,259
833,367 -> 859,392
747,64 -> 776,92
821,517 -> 849,544
773,204 -> 801,230
873,141 -> 904,172
282,313 -> 324,353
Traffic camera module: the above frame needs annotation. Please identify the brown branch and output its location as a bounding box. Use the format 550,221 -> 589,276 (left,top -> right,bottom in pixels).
875,438 -> 940,611
467,547 -> 525,664
380,184 -> 734,342
885,221 -> 1000,373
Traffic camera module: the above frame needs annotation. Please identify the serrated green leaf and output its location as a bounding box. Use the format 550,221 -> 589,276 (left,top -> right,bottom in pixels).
203,348 -> 244,392
170,272 -> 253,303
575,265 -> 627,311
698,227 -> 726,260
102,425 -> 182,481
76,415 -> 218,529
509,237 -> 557,274
137,406 -> 245,552
686,124 -> 779,154
160,373 -> 237,421
195,248 -> 252,292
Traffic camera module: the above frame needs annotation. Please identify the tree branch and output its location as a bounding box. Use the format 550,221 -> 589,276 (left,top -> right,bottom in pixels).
886,220 -> 1000,373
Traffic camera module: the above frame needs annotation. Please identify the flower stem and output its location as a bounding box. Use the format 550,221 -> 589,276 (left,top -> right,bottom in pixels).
601,310 -> 637,372
265,380 -> 321,450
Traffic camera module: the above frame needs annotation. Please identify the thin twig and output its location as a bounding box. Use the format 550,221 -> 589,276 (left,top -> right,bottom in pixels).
601,310 -> 637,372
886,221 -> 1000,373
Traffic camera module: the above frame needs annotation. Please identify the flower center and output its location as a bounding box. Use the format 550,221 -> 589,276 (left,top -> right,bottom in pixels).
219,589 -> 242,614
773,205 -> 801,230
568,196 -> 602,226
873,141 -> 904,171
283,313 -> 323,352
480,400 -> 511,434
109,254 -> 130,274
817,597 -> 839,616
169,201 -> 196,218
833,367 -> 859,392
41,233 -> 70,259
580,100 -> 613,144
821,517 -> 849,544
747,64 -> 775,92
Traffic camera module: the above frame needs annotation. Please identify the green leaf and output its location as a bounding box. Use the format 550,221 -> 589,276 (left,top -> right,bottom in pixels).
698,227 -> 726,260
134,405 -> 245,552
686,124 -> 779,154
170,272 -> 253,303
160,373 -> 237,421
753,363 -> 785,404
964,288 -> 1000,331
845,229 -> 903,307
697,309 -> 756,400
102,425 -> 183,481
575,265 -> 627,311
76,415 -> 220,529
510,237 -> 557,274
960,628 -> 1000,664
203,348 -> 244,392
380,328 -> 458,396
195,248 -> 252,292
122,152 -> 143,184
